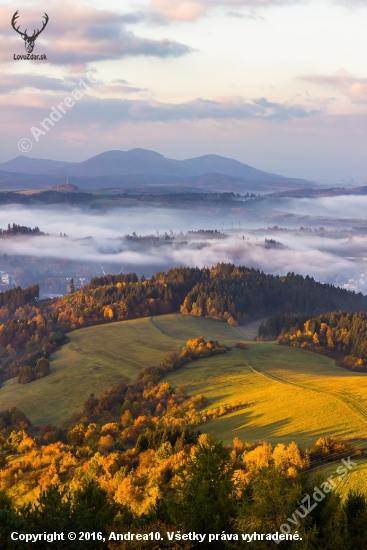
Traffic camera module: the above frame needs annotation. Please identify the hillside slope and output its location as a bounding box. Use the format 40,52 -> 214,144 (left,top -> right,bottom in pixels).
3,314 -> 367,450
0,315 -> 240,425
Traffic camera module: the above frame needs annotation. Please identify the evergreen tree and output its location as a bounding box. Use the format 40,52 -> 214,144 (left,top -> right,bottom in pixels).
0,490 -> 24,549
167,433 -> 235,544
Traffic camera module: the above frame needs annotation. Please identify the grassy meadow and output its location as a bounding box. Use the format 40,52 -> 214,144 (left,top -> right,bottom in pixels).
164,343 -> 367,447
0,314 -> 241,425
1,314 -> 367,451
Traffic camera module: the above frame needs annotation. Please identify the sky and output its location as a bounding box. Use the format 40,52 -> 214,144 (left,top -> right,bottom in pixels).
1,0 -> 367,182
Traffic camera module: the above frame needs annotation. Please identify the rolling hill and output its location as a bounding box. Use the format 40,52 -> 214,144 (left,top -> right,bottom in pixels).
166,341 -> 367,447
2,314 -> 367,450
0,315 -> 241,426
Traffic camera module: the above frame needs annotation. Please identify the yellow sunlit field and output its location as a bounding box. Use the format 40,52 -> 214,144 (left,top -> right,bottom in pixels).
165,342 -> 367,447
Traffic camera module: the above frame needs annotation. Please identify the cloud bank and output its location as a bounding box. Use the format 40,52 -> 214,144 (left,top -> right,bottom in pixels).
0,203 -> 365,284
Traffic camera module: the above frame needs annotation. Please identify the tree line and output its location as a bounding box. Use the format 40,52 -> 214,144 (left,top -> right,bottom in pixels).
0,285 -> 39,311
0,224 -> 43,236
259,311 -> 367,371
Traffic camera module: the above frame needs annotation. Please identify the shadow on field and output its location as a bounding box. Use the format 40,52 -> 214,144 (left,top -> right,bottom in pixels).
203,409 -> 291,442
203,407 -> 350,447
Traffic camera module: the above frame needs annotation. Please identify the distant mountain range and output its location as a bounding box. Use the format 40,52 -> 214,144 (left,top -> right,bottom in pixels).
0,149 -> 317,193
0,156 -> 72,175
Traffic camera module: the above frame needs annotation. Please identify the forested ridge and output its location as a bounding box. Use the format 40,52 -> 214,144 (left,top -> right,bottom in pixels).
179,265 -> 365,323
68,263 -> 367,329
0,264 -> 366,383
261,311 -> 367,371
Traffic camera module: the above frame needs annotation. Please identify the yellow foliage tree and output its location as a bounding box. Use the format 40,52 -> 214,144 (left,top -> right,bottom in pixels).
38,464 -> 60,492
242,442 -> 272,471
103,306 -> 114,320
17,432 -> 36,454
114,476 -> 161,516
101,423 -> 120,437
98,434 -> 115,452
272,442 -> 306,476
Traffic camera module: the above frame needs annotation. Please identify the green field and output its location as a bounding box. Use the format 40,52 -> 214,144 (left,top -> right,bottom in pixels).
1,314 -> 367,451
0,314 -> 242,425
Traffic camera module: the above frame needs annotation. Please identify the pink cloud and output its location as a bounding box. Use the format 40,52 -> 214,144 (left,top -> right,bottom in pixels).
301,70 -> 367,101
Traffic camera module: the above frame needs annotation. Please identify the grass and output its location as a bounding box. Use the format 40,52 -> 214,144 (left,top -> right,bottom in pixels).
2,314 -> 367,453
0,314 -> 241,426
309,459 -> 367,500
164,342 -> 367,448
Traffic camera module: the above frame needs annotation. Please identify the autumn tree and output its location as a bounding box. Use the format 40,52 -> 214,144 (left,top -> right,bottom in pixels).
34,358 -> 50,379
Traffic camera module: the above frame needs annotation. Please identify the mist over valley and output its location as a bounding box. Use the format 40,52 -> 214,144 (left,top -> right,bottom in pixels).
0,192 -> 366,297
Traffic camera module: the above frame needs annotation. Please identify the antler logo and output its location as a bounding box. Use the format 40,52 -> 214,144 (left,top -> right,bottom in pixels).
11,11 -> 49,54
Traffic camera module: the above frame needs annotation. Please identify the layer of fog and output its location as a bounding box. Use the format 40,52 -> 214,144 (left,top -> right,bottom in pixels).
0,232 -> 359,277
0,203 -> 365,285
0,208 -> 367,280
272,196 -> 367,221
0,206 -> 208,238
